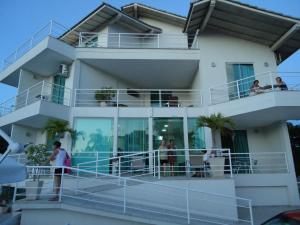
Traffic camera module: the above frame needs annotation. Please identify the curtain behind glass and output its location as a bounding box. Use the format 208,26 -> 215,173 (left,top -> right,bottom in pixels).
233,130 -> 249,154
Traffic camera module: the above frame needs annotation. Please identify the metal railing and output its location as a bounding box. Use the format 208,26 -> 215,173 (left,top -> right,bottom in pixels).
2,20 -> 67,71
13,166 -> 254,225
231,152 -> 289,174
74,89 -> 203,107
209,72 -> 300,104
78,32 -> 199,49
0,81 -> 72,117
76,149 -> 233,179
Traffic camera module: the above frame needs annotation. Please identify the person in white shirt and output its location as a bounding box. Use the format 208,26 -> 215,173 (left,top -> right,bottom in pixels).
49,141 -> 66,201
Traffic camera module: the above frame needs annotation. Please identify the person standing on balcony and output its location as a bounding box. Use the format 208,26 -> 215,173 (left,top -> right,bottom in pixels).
250,80 -> 263,96
48,141 -> 66,201
159,140 -> 168,176
167,140 -> 176,176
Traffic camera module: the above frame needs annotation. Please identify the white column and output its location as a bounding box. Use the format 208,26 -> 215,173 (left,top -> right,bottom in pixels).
148,115 -> 153,174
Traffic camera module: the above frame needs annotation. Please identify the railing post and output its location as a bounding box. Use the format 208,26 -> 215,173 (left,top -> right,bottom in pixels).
118,156 -> 121,177
186,189 -> 190,224
228,149 -> 233,178
96,153 -> 99,178
249,153 -> 253,174
41,80 -> 45,99
58,169 -> 64,202
157,34 -> 160,48
153,151 -> 156,177
269,71 -> 274,90
158,150 -> 161,179
236,81 -> 241,99
123,179 -> 127,213
116,90 -> 119,107
249,200 -> 254,225
118,33 -> 121,48
13,183 -> 17,203
25,89 -> 29,105
49,20 -> 53,35
159,90 -> 162,107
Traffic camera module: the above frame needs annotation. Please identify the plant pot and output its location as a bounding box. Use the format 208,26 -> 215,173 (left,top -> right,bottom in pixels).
25,180 -> 44,200
100,101 -> 107,107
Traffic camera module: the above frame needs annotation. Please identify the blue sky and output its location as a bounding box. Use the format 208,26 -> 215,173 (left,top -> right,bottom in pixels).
0,0 -> 299,102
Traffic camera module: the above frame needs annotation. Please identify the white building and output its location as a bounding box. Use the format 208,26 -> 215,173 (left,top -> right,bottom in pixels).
1,1 -> 300,224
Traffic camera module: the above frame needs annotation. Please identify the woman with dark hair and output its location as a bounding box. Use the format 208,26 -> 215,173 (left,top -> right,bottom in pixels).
250,80 -> 263,95
49,141 -> 67,201
275,77 -> 288,90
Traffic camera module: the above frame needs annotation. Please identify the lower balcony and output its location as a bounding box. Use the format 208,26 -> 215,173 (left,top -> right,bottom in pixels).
0,81 -> 71,128
74,89 -> 203,108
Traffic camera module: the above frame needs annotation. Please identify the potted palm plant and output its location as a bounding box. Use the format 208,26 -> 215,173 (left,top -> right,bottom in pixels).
25,144 -> 49,200
95,87 -> 116,107
42,119 -> 74,140
197,113 -> 235,177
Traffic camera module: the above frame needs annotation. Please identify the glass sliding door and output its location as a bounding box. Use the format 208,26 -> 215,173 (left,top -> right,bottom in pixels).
52,75 -> 66,104
118,118 -> 149,174
226,64 -> 254,99
187,118 -> 205,149
72,118 -> 114,173
153,118 -> 185,176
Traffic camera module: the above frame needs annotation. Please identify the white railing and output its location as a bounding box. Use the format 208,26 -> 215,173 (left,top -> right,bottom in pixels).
13,166 -> 254,225
209,72 -> 300,104
2,21 -> 68,71
74,89 -> 203,107
0,81 -> 72,117
231,152 -> 289,174
78,32 -> 199,49
76,149 -> 233,179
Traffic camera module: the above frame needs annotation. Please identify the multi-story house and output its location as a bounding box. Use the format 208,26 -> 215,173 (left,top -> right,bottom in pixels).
1,0 -> 300,224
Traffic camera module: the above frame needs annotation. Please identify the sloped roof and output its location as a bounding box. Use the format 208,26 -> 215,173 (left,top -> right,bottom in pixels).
185,0 -> 300,62
122,3 -> 186,27
60,3 -> 162,46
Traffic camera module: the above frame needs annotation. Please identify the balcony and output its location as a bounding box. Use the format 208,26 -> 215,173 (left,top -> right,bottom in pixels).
0,81 -> 71,128
208,72 -> 300,127
74,89 -> 203,108
78,32 -> 199,49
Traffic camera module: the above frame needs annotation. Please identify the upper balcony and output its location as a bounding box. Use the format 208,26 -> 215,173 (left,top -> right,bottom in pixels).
209,72 -> 300,127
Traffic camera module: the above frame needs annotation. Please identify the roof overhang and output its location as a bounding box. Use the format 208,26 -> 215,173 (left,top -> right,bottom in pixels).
185,0 -> 300,63
122,3 -> 186,27
60,3 -> 162,46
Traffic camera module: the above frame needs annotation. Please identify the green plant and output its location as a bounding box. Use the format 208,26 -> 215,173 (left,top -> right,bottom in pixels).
198,113 -> 235,148
95,87 -> 116,103
42,119 -> 74,140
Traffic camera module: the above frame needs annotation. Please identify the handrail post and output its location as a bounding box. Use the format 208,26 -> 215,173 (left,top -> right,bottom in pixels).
123,179 -> 127,213
157,34 -> 160,48
186,189 -> 190,224
249,153 -> 253,174
58,168 -> 64,202
13,183 -> 17,203
41,80 -> 45,100
269,71 -> 274,90
159,90 -> 162,107
236,81 -> 241,99
116,90 -> 119,107
118,156 -> 121,177
49,20 -> 53,35
228,149 -> 233,178
153,151 -> 156,177
158,150 -> 161,179
96,153 -> 99,177
249,200 -> 254,225
118,33 -> 121,48
25,89 -> 29,106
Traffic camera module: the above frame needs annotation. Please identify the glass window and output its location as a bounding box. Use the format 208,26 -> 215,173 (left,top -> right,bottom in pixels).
118,118 -> 149,154
187,118 -> 205,149
72,118 -> 114,173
